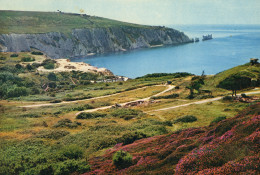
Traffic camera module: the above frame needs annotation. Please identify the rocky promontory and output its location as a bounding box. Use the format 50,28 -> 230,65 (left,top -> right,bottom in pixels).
0,26 -> 191,59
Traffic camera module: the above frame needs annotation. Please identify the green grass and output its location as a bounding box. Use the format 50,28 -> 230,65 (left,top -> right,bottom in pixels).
0,10 -> 154,34
205,63 -> 260,87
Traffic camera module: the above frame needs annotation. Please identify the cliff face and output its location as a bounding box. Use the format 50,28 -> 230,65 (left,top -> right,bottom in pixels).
0,27 -> 191,58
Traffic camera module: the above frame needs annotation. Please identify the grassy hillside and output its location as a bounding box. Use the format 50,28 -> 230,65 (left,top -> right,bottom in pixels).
84,104 -> 260,174
0,52 -> 259,174
206,62 -> 260,87
0,10 -> 154,34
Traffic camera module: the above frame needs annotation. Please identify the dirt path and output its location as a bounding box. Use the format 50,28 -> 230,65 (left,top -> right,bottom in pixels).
147,90 -> 260,113
75,85 -> 175,116
20,85 -> 175,108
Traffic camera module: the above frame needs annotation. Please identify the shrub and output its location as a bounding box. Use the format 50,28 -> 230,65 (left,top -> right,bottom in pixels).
0,56 -> 6,60
211,116 -> 227,124
44,62 -> 55,69
26,64 -> 34,71
76,112 -> 106,119
7,87 -> 29,98
20,113 -> 42,118
109,108 -> 145,120
117,132 -> 147,145
21,57 -> 35,62
58,145 -> 84,159
174,115 -> 197,123
31,51 -> 43,55
10,54 -> 18,57
112,150 -> 132,169
47,72 -> 57,81
69,104 -> 94,111
222,96 -> 233,101
53,119 -> 81,128
35,130 -> 70,139
151,93 -> 179,99
55,160 -> 90,175
50,99 -> 62,103
241,93 -> 249,98
15,64 -> 23,69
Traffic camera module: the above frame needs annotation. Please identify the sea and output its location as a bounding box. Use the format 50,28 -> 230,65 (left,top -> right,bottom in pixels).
70,25 -> 260,78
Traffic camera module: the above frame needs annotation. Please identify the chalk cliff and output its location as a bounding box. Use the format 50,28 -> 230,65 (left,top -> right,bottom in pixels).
0,26 -> 192,58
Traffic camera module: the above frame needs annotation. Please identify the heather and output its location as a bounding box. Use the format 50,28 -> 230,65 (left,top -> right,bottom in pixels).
84,104 -> 260,174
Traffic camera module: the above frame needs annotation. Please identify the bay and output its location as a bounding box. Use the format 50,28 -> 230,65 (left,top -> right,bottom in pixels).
70,25 -> 260,78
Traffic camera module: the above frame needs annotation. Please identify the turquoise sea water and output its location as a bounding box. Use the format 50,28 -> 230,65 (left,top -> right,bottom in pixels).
70,25 -> 260,78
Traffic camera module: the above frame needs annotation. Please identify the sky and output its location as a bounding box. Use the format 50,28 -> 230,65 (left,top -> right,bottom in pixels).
0,0 -> 260,25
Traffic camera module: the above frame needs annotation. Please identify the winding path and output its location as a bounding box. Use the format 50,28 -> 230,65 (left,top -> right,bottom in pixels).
75,85 -> 175,115
147,90 -> 260,113
20,85 -> 174,108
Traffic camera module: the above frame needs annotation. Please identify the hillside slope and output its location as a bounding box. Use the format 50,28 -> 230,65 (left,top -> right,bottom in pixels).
84,104 -> 260,174
0,11 -> 192,58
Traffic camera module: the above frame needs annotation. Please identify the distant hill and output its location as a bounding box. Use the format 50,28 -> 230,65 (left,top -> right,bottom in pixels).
0,10 -> 192,58
0,10 -> 153,34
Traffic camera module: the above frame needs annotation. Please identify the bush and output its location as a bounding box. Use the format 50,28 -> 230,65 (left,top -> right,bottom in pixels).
35,130 -> 70,139
55,160 -> 90,175
10,54 -> 18,57
0,56 -> 6,60
20,113 -> 42,118
15,64 -> 23,69
174,115 -> 197,123
44,62 -> 55,69
109,108 -> 145,120
76,112 -> 106,119
117,132 -> 147,145
7,87 -> 29,98
241,93 -> 249,98
211,116 -> 227,124
69,104 -> 94,111
53,119 -> 81,128
151,93 -> 179,99
31,51 -> 43,55
222,96 -> 233,101
26,64 -> 34,71
59,145 -> 84,159
112,150 -> 132,169
136,72 -> 192,79
21,57 -> 35,62
50,99 -> 62,103
47,72 -> 57,81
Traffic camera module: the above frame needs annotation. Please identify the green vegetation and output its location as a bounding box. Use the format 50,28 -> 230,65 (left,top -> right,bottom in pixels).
137,72 -> 192,79
211,116 -> 227,124
151,93 -> 179,99
0,10 -> 154,34
10,53 -> 18,57
76,112 -> 107,119
21,57 -> 35,62
112,150 -> 133,169
31,51 -> 44,55
174,115 -> 198,123
109,108 -> 145,120
0,54 -> 259,174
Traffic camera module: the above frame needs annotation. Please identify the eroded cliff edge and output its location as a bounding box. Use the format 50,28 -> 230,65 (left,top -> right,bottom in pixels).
0,26 -> 192,59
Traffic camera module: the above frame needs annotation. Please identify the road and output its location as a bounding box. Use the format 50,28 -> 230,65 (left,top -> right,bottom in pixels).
20,85 -> 174,108
75,85 -> 175,115
147,90 -> 260,113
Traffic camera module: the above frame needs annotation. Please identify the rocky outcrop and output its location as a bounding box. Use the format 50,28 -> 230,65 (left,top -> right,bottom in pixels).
0,26 -> 192,58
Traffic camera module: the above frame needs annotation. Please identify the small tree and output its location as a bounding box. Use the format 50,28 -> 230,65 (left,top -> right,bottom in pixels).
47,72 -> 57,81
112,150 -> 132,169
218,74 -> 251,96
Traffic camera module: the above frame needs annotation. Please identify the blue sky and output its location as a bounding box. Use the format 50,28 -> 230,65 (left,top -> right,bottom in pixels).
0,0 -> 260,25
